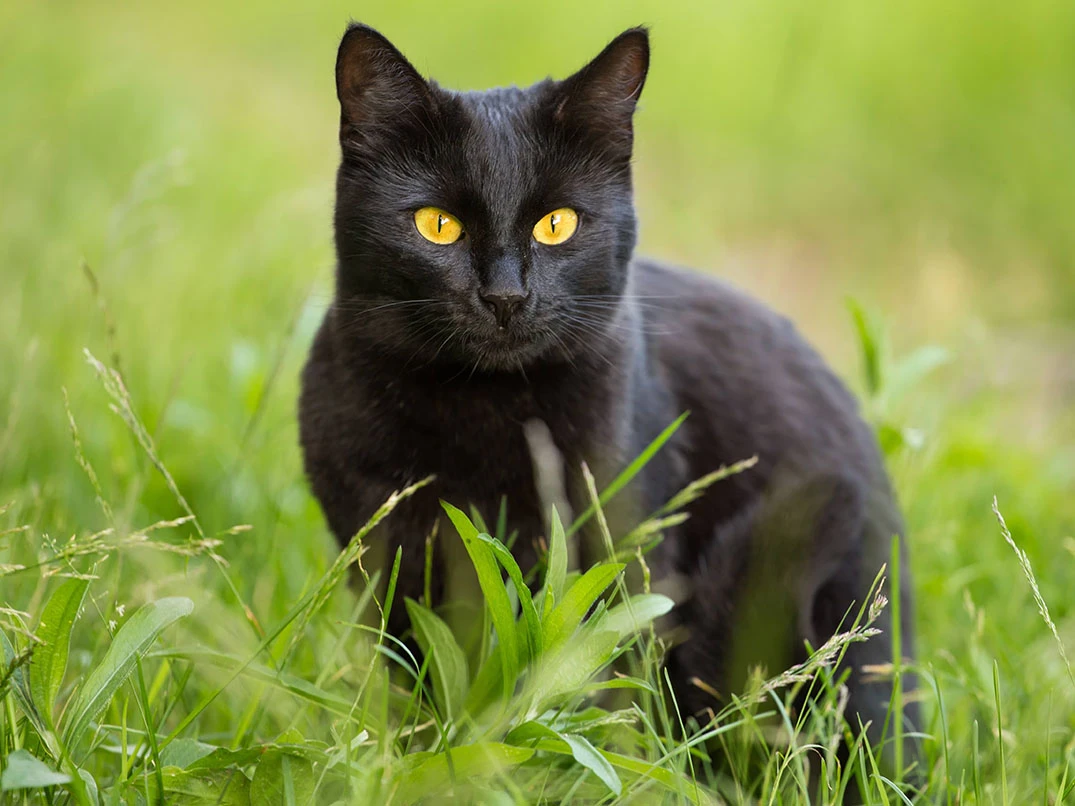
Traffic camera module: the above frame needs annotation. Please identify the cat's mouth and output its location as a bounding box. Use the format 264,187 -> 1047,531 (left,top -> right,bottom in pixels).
460,318 -> 553,370
465,298 -> 538,341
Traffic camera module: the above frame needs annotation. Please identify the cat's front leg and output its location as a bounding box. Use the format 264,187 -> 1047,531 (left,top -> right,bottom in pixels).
307,462 -> 442,636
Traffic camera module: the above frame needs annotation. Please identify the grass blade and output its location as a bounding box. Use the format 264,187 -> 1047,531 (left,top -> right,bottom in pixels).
994,660 -> 1008,805
545,506 -> 568,609
562,733 -> 622,796
442,502 -> 518,700
848,298 -> 883,397
542,563 -> 624,650
568,413 -> 688,536
993,497 -> 1075,690
889,534 -> 904,777
511,733 -> 704,805
526,629 -> 620,713
480,533 -> 542,663
396,742 -> 534,803
597,593 -> 674,639
1,629 -> 49,742
507,721 -> 622,796
973,719 -> 982,803
62,597 -> 193,748
0,749 -> 71,791
404,598 -> 469,721
30,577 -> 89,726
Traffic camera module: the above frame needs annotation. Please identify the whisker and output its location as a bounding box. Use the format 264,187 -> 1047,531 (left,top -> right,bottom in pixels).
570,300 -> 673,315
334,298 -> 443,315
429,326 -> 462,365
560,304 -> 677,337
403,323 -> 454,370
332,300 -> 448,338
541,327 -> 579,372
570,293 -> 677,300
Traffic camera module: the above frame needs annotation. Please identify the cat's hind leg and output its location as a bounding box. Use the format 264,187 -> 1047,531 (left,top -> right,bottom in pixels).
667,474 -> 917,775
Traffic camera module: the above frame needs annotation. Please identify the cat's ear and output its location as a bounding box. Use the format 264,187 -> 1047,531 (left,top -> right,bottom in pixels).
555,27 -> 649,152
335,23 -> 433,149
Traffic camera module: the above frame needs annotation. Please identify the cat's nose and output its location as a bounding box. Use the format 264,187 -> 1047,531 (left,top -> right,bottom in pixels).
480,289 -> 528,328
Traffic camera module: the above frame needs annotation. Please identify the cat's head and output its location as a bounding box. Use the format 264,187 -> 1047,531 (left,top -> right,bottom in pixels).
331,23 -> 648,372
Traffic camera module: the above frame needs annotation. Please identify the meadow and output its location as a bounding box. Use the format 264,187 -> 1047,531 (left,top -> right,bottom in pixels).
2,0 -> 1074,802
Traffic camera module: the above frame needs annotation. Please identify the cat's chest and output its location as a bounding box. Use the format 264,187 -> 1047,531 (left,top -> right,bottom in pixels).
350,361 -> 626,509
375,377 -> 543,479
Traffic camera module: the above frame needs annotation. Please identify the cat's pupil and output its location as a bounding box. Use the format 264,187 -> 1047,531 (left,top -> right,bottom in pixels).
550,213 -> 560,233
437,215 -> 445,234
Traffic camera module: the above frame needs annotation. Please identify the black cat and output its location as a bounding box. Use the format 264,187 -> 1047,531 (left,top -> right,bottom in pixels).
299,22 -> 916,763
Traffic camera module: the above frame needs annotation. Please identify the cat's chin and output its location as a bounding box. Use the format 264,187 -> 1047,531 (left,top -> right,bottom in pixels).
461,336 -> 554,373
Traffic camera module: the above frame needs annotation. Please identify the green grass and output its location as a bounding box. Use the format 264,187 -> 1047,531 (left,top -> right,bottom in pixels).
3,0 -> 1075,802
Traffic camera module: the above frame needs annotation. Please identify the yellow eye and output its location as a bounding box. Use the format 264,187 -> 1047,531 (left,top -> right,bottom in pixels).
414,207 -> 464,244
532,208 -> 578,245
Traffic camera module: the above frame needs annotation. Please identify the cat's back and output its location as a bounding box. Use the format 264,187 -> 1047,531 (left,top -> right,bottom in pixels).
633,258 -> 887,487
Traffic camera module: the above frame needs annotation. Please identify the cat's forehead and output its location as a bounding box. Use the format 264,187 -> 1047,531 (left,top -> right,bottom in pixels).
458,85 -> 538,127
453,84 -> 549,159
440,84 -> 555,210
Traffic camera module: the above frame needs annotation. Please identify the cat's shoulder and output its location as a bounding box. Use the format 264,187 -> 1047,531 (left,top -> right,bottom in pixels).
632,257 -> 799,342
630,257 -> 852,403
634,258 -> 762,303
299,311 -> 377,431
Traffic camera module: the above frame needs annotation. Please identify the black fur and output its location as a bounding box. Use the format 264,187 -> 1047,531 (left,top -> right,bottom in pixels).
300,22 -> 916,762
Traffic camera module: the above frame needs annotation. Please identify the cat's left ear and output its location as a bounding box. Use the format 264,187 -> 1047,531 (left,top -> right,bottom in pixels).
335,23 -> 434,150
555,27 -> 649,153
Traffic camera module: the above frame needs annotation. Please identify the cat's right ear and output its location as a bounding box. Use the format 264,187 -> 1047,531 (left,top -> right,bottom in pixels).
553,27 -> 650,158
335,23 -> 433,150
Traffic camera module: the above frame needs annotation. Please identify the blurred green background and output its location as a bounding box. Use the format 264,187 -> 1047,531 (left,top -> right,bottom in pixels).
2,0 -> 1075,794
